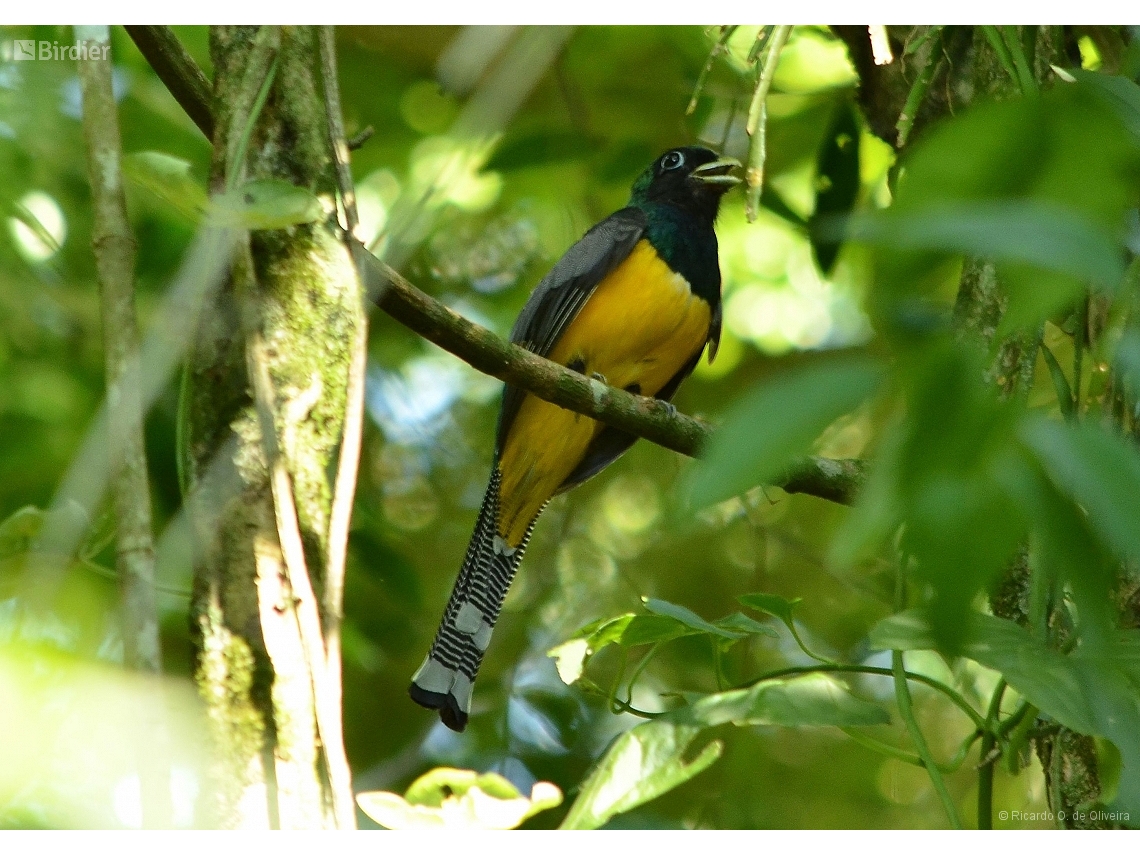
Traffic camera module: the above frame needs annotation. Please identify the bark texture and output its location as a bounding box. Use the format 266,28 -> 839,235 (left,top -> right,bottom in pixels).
78,23 -> 170,828
186,25 -> 361,829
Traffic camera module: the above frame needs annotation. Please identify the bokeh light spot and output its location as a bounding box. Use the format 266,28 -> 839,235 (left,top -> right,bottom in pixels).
9,190 -> 66,262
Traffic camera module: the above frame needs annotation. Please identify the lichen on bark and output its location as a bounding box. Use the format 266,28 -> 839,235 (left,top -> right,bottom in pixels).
186,24 -> 361,828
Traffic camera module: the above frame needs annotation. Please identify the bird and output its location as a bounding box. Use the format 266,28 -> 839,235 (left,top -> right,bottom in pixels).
409,146 -> 741,732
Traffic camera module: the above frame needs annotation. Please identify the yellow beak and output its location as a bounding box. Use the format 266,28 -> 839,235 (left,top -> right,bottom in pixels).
691,157 -> 743,186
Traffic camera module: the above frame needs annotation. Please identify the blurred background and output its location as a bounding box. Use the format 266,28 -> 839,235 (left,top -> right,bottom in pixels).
0,24 -> 1067,829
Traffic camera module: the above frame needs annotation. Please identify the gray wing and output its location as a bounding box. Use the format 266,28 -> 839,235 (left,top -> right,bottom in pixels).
495,207 -> 647,452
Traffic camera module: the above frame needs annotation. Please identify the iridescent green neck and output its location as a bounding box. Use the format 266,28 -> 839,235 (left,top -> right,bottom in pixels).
631,199 -> 722,307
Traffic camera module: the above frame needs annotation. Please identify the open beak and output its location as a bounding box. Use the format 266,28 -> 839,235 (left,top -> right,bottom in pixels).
691,157 -> 742,187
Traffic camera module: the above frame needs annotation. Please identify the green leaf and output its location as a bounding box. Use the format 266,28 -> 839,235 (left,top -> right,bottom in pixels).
1114,327 -> 1140,392
1039,342 -> 1075,420
967,618 -> 1140,815
668,673 -> 890,728
847,201 -> 1125,292
590,613 -> 695,648
903,467 -> 1027,653
548,612 -> 697,685
872,610 -> 1096,731
211,179 -> 325,230
0,505 -> 46,560
123,151 -> 208,221
868,609 -> 940,652
1022,418 -> 1140,565
829,419 -> 906,568
967,616 -> 1100,733
1097,737 -> 1124,807
357,767 -> 562,830
713,612 -> 780,638
870,609 -> 1140,815
738,592 -> 802,629
894,85 -> 1140,228
548,638 -> 591,685
551,601 -> 779,685
559,721 -> 721,830
862,84 -> 1140,332
687,354 -> 884,509
1069,70 -> 1140,143
997,450 -> 1117,648
643,597 -> 743,640
738,592 -> 831,660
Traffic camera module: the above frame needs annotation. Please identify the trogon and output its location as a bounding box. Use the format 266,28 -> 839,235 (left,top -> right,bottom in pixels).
410,146 -> 740,731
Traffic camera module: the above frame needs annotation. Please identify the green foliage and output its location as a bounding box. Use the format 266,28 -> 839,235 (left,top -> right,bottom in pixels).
667,673 -> 889,728
1024,418 -> 1140,567
548,42 -> 1140,830
6,22 -> 1140,830
871,610 -> 1140,815
357,767 -> 563,829
550,595 -> 888,779
548,596 -> 778,688
686,353 -> 884,509
642,596 -> 754,640
1069,68 -> 1140,140
559,721 -> 721,830
738,592 -> 832,661
848,199 -> 1126,293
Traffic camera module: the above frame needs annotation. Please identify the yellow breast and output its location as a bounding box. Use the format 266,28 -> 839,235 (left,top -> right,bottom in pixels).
496,240 -> 712,544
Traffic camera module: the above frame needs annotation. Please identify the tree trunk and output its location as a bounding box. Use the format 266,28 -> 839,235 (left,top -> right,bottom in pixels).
185,24 -> 361,829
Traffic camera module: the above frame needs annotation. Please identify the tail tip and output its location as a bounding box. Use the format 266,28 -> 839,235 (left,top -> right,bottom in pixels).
409,681 -> 470,732
409,656 -> 472,732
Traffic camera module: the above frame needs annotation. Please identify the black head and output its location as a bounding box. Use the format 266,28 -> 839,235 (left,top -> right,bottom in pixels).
629,146 -> 741,222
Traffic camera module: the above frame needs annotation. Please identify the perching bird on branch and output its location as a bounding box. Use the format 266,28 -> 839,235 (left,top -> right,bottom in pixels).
410,147 -> 741,731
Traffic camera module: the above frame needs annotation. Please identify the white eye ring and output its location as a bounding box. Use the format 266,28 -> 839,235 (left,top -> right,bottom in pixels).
661,151 -> 685,171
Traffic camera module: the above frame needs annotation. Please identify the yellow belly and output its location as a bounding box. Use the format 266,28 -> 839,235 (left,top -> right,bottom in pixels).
496,240 -> 711,544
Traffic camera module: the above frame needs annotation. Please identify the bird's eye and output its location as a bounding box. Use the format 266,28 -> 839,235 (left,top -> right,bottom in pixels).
660,151 -> 685,171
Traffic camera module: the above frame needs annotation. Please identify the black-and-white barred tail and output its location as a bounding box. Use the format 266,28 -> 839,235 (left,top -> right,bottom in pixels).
409,467 -> 544,732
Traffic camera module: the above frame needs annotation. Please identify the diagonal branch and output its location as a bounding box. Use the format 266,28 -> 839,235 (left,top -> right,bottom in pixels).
352,241 -> 867,505
354,241 -> 709,456
125,25 -> 214,139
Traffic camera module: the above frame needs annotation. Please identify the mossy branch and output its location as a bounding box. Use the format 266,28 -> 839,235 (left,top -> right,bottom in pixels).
353,242 -> 865,505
